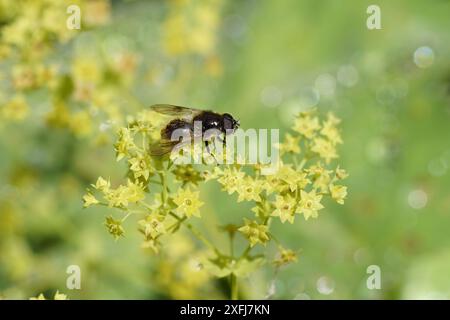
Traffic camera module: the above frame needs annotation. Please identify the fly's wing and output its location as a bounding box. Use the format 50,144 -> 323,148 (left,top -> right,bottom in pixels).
149,140 -> 179,156
150,139 -> 195,157
150,104 -> 205,120
149,104 -> 205,157
150,119 -> 193,157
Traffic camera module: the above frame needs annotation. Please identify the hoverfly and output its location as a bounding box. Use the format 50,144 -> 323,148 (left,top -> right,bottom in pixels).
149,104 -> 240,157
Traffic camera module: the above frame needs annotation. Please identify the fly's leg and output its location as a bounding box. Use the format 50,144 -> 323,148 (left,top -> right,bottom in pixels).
204,140 -> 218,163
217,135 -> 227,161
218,135 -> 226,148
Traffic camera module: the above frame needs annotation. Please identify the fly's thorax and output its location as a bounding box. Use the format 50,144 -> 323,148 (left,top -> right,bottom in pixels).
193,112 -> 223,131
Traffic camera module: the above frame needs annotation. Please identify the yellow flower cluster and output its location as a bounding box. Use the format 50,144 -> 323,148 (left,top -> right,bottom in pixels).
83,108 -> 348,296
163,0 -> 222,56
1,0 -> 226,142
0,0 -> 144,139
162,0 -> 224,77
83,114 -> 207,251
238,218 -> 270,247
85,177 -> 145,209
208,113 -> 347,232
203,109 -> 348,259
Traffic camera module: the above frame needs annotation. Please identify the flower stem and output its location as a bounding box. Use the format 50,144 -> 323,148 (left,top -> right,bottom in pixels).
168,211 -> 221,256
229,231 -> 235,257
230,273 -> 238,300
240,245 -> 252,258
159,172 -> 168,203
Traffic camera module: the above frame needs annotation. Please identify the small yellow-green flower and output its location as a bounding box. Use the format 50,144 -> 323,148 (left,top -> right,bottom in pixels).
320,113 -> 343,145
325,112 -> 341,125
105,179 -> 145,208
274,247 -> 298,267
105,216 -> 125,240
296,190 -> 324,220
311,137 -> 337,163
236,176 -> 262,202
125,180 -> 145,203
278,133 -> 301,154
307,164 -> 332,192
114,127 -> 135,161
272,195 -> 297,224
218,167 -> 245,195
276,165 -> 310,192
129,153 -> 152,180
139,213 -> 167,238
238,218 -> 270,247
83,192 -> 99,208
330,184 -> 347,205
105,186 -> 128,208
173,188 -> 204,218
293,113 -> 320,139
92,176 -> 110,192
262,173 -> 282,194
335,166 -> 349,180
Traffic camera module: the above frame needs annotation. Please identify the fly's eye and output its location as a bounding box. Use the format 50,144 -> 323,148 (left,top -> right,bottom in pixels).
223,117 -> 234,130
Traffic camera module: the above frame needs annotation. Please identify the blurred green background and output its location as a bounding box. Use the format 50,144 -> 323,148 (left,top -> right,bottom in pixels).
0,0 -> 449,299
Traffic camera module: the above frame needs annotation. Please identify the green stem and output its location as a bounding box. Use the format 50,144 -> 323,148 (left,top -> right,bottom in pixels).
298,158 -> 307,169
230,273 -> 238,300
240,245 -> 252,259
159,172 -> 168,203
229,234 -> 234,257
160,170 -> 221,256
168,211 -> 220,256
121,212 -> 132,222
167,216 -> 187,233
142,133 -> 146,151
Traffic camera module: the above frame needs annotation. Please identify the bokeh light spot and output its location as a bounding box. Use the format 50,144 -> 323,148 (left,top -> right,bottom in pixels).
260,86 -> 283,108
316,276 -> 335,295
293,293 -> 311,300
413,46 -> 435,68
298,86 -> 320,111
337,65 -> 359,87
407,189 -> 428,210
315,73 -> 336,97
428,158 -> 448,177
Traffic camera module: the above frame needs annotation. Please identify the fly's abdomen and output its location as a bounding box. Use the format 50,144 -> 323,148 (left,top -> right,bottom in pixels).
161,119 -> 192,141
